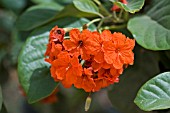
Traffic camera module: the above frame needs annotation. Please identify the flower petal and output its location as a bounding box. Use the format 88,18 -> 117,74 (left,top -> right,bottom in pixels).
69,29 -> 80,43
101,30 -> 112,41
63,40 -> 77,51
94,50 -> 104,63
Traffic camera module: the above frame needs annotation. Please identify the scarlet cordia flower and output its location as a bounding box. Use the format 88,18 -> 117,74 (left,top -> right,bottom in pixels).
90,30 -> 112,63
92,67 -> 122,92
45,43 -> 62,63
63,29 -> 95,60
49,26 -> 65,43
102,32 -> 135,69
50,51 -> 82,88
74,68 -> 96,92
111,0 -> 128,11
89,30 -> 113,71
92,60 -> 111,72
45,26 -> 65,63
45,26 -> 135,93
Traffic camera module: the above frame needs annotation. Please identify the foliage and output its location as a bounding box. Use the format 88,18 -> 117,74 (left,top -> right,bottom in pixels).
134,72 -> 170,111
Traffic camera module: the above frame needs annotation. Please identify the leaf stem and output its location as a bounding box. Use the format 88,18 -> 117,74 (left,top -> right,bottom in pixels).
87,18 -> 101,27
118,8 -> 123,18
97,19 -> 104,30
93,0 -> 111,16
113,11 -> 119,20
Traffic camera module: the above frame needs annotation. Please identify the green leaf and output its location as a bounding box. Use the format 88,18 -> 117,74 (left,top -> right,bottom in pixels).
27,3 -> 63,11
128,16 -> 170,50
18,32 -> 49,93
55,4 -> 98,19
110,0 -> 145,13
108,46 -> 160,113
31,17 -> 97,36
55,0 -> 73,5
134,72 -> 170,111
16,5 -> 63,31
128,0 -> 170,50
28,67 -> 58,103
73,0 -> 103,17
31,0 -> 54,4
0,86 -> 2,111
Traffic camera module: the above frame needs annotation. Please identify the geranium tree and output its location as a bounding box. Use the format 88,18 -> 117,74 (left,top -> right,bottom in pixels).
1,0 -> 169,113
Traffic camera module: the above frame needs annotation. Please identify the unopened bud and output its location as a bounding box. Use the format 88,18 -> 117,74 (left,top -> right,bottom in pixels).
83,24 -> 88,30
85,96 -> 91,111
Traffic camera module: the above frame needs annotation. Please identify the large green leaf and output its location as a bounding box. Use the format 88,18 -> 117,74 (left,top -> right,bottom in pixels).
73,0 -> 102,17
27,3 -> 63,11
28,67 -> 58,103
134,72 -> 170,111
110,0 -> 145,13
108,46 -> 159,113
128,16 -> 170,50
18,32 -> 49,93
0,86 -> 2,111
31,17 -> 97,36
16,5 -> 63,31
128,0 -> 170,50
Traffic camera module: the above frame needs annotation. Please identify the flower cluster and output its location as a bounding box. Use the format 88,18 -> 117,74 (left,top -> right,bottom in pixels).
45,26 -> 135,92
111,0 -> 128,12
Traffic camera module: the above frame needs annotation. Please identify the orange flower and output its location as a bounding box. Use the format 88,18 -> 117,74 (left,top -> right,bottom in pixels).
105,67 -> 123,82
89,30 -> 113,71
50,51 -> 82,88
45,26 -> 135,93
93,78 -> 110,92
92,60 -> 110,72
102,32 -> 135,69
49,26 -> 65,42
74,68 -> 95,92
111,0 -> 128,12
92,67 -> 122,92
63,29 -> 94,60
45,42 -> 62,63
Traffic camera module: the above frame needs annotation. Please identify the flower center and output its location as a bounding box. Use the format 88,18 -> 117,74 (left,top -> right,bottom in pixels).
78,40 -> 83,47
66,63 -> 72,71
55,30 -> 61,34
115,48 -> 120,53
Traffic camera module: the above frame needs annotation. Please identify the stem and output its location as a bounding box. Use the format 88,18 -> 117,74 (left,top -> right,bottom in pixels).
98,13 -> 105,18
87,18 -> 101,27
118,8 -> 123,18
97,19 -> 104,30
113,11 -> 118,20
63,27 -> 73,33
93,0 -> 111,16
81,60 -> 85,65
93,0 -> 101,5
64,36 -> 70,39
